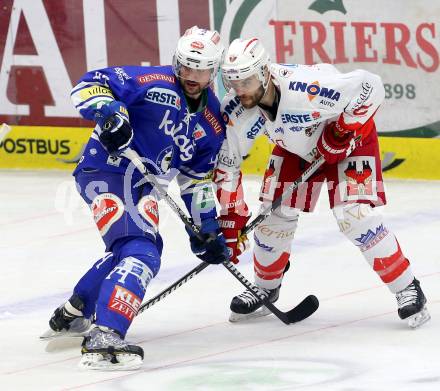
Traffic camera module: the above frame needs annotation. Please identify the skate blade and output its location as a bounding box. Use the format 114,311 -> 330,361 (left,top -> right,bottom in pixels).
408,306 -> 431,329
229,306 -> 271,323
79,353 -> 143,371
40,328 -> 91,340
40,318 -> 92,340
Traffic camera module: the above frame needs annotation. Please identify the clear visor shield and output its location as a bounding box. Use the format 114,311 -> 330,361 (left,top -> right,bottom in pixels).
173,59 -> 217,84
223,73 -> 263,95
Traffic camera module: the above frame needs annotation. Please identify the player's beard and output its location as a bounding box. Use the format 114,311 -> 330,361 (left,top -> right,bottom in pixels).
181,79 -> 207,99
238,85 -> 265,109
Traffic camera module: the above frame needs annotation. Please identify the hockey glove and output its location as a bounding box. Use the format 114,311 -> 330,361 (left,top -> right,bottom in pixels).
218,213 -> 250,264
316,115 -> 359,165
188,218 -> 229,265
95,101 -> 133,156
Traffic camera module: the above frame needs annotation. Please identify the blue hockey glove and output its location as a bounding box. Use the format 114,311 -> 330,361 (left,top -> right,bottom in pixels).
188,218 -> 229,265
94,101 -> 133,156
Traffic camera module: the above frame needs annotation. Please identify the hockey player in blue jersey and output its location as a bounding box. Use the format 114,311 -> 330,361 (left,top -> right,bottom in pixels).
42,26 -> 228,370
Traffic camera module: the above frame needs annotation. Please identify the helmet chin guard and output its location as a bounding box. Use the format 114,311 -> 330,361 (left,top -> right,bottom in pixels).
222,38 -> 270,92
173,26 -> 224,83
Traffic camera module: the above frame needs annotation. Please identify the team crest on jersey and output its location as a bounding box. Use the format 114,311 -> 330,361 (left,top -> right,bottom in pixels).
193,124 -> 207,140
278,68 -> 293,78
156,146 -> 173,173
138,195 -> 159,231
145,87 -> 181,110
338,157 -> 378,201
91,193 -> 124,236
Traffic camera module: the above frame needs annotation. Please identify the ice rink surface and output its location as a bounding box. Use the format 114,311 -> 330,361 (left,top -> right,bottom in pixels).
0,170 -> 439,391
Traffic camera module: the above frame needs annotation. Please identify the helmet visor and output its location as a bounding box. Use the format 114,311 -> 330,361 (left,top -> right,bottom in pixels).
179,65 -> 214,83
173,56 -> 218,84
223,74 -> 262,95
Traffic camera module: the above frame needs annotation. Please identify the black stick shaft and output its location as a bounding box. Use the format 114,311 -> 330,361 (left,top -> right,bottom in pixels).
138,263 -> 209,313
132,151 -> 324,316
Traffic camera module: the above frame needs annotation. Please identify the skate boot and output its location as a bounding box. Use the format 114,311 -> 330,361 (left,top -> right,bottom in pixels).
229,286 -> 280,322
79,326 -> 144,371
40,294 -> 92,340
396,278 -> 430,328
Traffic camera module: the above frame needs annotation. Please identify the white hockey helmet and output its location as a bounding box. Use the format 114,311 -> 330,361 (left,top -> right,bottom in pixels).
173,26 -> 224,83
222,38 -> 270,92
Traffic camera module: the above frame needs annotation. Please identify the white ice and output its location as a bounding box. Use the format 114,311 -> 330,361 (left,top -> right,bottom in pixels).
0,171 -> 439,391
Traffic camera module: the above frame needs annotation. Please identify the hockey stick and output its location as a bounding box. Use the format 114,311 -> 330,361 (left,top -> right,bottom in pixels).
137,156 -> 324,316
122,147 -> 318,324
137,262 -> 208,313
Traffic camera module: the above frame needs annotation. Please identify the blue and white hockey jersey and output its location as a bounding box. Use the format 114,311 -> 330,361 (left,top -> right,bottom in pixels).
71,65 -> 225,223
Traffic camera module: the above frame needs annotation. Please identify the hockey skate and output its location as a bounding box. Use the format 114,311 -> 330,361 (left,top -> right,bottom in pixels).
396,278 -> 430,328
40,294 -> 92,340
229,286 -> 280,322
79,326 -> 144,371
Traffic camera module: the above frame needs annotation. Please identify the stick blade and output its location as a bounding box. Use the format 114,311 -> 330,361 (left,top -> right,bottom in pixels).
286,294 -> 319,323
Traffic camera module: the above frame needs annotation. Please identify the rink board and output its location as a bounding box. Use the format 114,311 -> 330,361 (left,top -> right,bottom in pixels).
1,125 -> 440,180
0,125 -> 91,170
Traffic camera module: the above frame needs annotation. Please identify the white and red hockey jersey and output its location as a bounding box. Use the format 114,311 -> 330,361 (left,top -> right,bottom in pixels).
215,63 -> 385,213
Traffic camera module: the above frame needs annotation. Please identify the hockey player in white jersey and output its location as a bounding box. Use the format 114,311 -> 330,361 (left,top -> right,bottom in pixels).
214,38 -> 430,328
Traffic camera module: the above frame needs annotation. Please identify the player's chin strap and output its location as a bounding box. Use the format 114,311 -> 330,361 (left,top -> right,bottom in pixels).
122,147 -> 319,325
